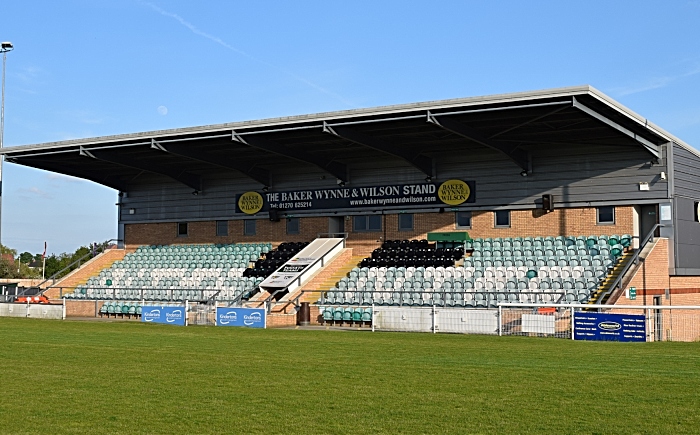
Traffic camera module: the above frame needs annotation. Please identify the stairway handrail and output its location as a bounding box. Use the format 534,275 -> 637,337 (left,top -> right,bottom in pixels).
597,224 -> 662,304
14,239 -> 122,300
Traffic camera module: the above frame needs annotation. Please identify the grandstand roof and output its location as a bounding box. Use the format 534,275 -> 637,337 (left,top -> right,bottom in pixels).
1,85 -> 693,191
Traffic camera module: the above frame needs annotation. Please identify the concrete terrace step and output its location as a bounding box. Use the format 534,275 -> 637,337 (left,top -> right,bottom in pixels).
43,248 -> 132,299
300,254 -> 364,304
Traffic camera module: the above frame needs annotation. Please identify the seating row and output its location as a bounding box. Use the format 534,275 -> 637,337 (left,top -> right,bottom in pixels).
319,306 -> 373,324
320,290 -> 581,307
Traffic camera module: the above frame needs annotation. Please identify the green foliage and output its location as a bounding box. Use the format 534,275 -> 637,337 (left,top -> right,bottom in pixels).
1,319 -> 700,434
0,244 -> 17,257
0,256 -> 18,279
18,261 -> 41,279
18,251 -> 42,264
1,240 -> 113,279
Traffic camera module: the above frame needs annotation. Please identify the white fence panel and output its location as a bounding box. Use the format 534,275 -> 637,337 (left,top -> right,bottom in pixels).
522,314 -> 556,334
0,303 -> 63,319
437,309 -> 498,334
374,307 -> 433,333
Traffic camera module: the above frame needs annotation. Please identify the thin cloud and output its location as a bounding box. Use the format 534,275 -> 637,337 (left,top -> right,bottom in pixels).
17,186 -> 51,199
47,173 -> 82,184
14,66 -> 43,84
143,2 -> 356,107
614,64 -> 700,96
59,109 -> 111,125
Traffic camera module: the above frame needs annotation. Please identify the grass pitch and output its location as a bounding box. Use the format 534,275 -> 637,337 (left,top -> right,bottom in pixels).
1,318 -> 699,434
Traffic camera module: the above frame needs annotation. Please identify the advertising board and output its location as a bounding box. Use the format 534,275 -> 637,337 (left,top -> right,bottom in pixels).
141,306 -> 186,326
573,312 -> 645,342
236,180 -> 475,215
216,307 -> 266,328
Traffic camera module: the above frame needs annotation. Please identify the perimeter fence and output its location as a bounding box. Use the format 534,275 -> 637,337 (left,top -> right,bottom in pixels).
361,303 -> 700,342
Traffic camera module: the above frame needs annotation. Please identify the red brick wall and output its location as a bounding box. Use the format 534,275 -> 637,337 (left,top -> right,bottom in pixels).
125,206 -> 634,251
669,276 -> 700,290
266,313 -> 297,328
65,300 -> 103,317
615,238 -> 700,306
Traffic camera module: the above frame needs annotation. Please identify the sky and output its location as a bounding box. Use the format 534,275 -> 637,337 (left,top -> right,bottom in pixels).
1,0 -> 700,255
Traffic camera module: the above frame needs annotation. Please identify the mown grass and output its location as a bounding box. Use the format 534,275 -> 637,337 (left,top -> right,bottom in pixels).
0,317 -> 699,434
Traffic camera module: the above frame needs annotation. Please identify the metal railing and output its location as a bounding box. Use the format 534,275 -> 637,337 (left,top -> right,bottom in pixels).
596,224 -> 661,304
51,285 -> 252,303
274,289 -> 569,312
226,285 -> 261,306
13,239 -> 122,301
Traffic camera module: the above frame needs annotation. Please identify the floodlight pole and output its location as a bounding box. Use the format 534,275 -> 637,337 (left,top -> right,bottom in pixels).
0,42 -> 14,251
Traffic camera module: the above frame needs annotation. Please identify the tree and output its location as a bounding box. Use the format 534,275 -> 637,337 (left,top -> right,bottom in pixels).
0,257 -> 18,279
0,244 -> 17,257
19,252 -> 34,264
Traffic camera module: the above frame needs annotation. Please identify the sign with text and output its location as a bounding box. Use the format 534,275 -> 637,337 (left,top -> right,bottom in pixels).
260,256 -> 316,289
141,306 -> 186,326
236,180 -> 475,214
216,307 -> 266,328
574,312 -> 645,342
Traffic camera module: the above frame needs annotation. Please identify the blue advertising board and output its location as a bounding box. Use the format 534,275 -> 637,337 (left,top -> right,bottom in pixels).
141,306 -> 186,326
574,312 -> 646,342
216,307 -> 266,328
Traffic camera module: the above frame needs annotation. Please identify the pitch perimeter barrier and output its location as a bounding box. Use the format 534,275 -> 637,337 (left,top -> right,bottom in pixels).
141,305 -> 186,326
0,301 -> 65,320
216,307 -> 266,328
349,303 -> 700,342
498,303 -> 700,342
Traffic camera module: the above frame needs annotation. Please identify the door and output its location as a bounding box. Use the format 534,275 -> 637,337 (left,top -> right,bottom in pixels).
639,204 -> 659,240
653,295 -> 662,342
328,217 -> 345,236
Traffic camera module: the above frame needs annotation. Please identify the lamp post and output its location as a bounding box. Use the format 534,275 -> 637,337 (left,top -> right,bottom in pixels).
0,41 -> 13,250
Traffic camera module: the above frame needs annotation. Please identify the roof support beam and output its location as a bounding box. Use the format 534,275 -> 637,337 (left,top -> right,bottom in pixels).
488,104 -> 572,139
426,111 -> 530,172
232,130 -> 348,182
8,157 -> 130,191
80,146 -> 202,192
150,139 -> 271,187
572,97 -> 661,159
323,122 -> 434,178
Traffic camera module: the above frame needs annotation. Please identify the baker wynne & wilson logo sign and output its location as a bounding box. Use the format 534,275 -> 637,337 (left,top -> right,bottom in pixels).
236,180 -> 475,214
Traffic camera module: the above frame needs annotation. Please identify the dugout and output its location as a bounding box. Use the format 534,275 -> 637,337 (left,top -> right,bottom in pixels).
4,85 -> 700,276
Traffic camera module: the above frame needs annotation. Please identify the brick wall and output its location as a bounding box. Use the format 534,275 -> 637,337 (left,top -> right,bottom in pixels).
615,238 -> 700,306
266,312 -> 297,328
125,206 -> 635,252
65,300 -> 103,317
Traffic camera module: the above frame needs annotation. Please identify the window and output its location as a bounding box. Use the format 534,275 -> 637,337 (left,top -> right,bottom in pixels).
216,220 -> 228,237
494,210 -> 510,228
353,215 -> 382,232
177,222 -> 188,237
244,219 -> 256,236
398,214 -> 413,231
695,201 -> 699,223
286,217 -> 300,235
597,206 -> 615,225
456,211 -> 472,229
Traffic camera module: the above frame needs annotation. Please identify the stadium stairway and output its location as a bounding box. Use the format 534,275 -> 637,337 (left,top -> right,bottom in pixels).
599,238 -> 662,305
262,249 -> 358,315
587,251 -> 635,305
44,248 -> 132,299
298,252 -> 363,304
